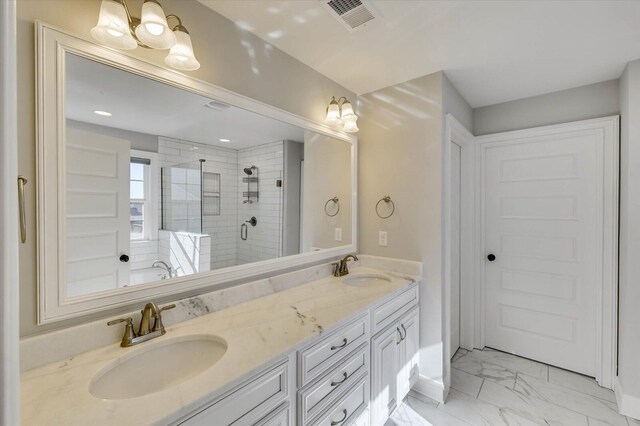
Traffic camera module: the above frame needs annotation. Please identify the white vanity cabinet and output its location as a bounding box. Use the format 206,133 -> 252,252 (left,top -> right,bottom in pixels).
178,282 -> 419,426
370,306 -> 420,426
178,360 -> 291,426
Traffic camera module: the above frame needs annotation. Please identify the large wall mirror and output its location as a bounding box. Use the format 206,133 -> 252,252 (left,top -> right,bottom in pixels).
37,23 -> 356,323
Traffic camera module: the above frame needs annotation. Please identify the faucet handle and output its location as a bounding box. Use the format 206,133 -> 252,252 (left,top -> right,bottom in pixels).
107,317 -> 136,347
159,303 -> 176,313
332,262 -> 340,277
107,317 -> 133,326
153,304 -> 176,334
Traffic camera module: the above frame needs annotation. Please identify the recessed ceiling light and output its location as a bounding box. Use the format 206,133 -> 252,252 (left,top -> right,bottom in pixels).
93,110 -> 112,117
219,138 -> 231,143
204,100 -> 230,111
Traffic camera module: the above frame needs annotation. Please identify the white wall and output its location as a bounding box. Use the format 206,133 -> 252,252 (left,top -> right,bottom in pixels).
617,59 -> 640,415
1,0 -> 20,422
474,79 -> 619,135
358,71 -> 446,399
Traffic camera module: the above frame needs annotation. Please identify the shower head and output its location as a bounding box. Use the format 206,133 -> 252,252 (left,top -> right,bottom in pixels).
243,166 -> 256,175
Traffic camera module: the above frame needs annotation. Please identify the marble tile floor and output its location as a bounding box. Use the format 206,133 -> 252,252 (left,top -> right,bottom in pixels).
386,348 -> 640,426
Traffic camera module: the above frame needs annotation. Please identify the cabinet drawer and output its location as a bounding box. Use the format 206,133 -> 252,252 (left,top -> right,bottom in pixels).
299,315 -> 368,386
372,285 -> 418,334
255,403 -> 290,426
180,361 -> 289,426
310,375 -> 369,426
299,344 -> 369,424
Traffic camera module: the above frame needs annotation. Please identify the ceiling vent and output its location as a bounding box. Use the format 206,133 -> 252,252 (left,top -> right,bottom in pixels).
320,0 -> 379,32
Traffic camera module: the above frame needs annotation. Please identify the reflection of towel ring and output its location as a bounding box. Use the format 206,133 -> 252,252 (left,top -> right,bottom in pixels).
324,197 -> 340,217
376,195 -> 395,219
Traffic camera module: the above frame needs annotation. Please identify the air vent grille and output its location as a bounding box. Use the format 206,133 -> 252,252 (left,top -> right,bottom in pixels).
327,0 -> 362,16
321,0 -> 379,32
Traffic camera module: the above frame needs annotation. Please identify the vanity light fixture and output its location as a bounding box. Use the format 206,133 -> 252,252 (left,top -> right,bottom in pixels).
324,96 -> 359,133
93,110 -> 112,116
91,0 -> 200,71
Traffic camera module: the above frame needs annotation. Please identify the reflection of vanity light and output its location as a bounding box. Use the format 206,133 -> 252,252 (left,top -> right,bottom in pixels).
324,96 -> 359,133
91,0 -> 200,71
219,138 -> 231,143
93,110 -> 112,117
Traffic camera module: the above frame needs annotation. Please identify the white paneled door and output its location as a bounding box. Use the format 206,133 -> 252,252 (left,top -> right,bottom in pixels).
65,127 -> 131,298
480,118 -> 618,378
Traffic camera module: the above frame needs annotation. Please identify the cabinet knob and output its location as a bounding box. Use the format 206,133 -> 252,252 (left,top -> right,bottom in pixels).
120,254 -> 130,263
487,254 -> 496,262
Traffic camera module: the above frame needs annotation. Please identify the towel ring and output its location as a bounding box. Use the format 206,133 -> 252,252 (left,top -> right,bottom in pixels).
376,195 -> 395,219
324,197 -> 340,217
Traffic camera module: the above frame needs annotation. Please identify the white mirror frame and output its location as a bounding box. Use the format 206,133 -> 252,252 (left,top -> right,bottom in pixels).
36,22 -> 358,324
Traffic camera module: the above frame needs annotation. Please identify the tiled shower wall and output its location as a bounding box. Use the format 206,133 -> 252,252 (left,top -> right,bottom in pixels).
158,137 -> 238,270
156,138 -> 285,269
237,141 -> 285,264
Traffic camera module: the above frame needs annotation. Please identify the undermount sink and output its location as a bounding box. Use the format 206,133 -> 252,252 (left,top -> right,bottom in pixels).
342,273 -> 392,287
89,335 -> 227,400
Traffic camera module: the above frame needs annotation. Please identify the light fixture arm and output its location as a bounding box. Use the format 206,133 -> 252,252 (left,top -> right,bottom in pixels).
166,14 -> 189,33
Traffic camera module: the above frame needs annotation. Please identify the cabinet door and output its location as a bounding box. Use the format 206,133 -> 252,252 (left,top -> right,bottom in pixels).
370,324 -> 401,426
398,308 -> 420,402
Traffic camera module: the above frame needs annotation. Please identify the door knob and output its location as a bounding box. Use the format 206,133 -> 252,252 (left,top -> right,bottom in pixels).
120,254 -> 130,263
487,254 -> 496,262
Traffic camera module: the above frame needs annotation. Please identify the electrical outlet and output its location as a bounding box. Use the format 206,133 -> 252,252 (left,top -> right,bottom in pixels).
379,231 -> 388,247
335,228 -> 342,242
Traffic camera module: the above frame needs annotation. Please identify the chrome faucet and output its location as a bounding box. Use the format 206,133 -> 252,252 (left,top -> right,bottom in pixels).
152,260 -> 173,279
107,302 -> 175,347
333,254 -> 359,277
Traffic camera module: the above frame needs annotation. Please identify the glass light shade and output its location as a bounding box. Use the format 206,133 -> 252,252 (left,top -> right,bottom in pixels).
342,114 -> 359,133
325,99 -> 342,125
165,29 -> 201,71
91,0 -> 138,50
341,100 -> 354,117
135,1 -> 176,49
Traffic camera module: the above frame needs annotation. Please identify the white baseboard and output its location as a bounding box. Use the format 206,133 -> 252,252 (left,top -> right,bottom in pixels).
615,376 -> 640,420
411,374 -> 446,403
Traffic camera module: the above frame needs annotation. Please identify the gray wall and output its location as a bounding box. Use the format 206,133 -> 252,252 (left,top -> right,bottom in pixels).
358,72 -> 445,391
283,140 -> 304,257
473,79 -> 619,135
618,60 -> 640,408
18,0 -> 354,337
301,132 -> 352,251
66,120 -> 159,152
443,73 -> 474,132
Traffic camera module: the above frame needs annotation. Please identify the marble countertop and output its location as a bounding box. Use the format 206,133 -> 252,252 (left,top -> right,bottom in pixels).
21,266 -> 417,426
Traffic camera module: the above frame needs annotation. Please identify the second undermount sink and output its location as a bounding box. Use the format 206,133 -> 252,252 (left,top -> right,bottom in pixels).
89,335 -> 227,400
342,273 -> 392,287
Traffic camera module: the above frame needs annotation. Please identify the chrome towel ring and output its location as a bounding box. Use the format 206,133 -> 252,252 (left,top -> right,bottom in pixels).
376,195 -> 395,219
324,197 -> 340,217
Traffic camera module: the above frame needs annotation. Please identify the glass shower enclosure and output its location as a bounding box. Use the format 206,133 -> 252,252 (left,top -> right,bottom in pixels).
161,159 -> 220,233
